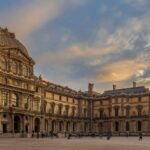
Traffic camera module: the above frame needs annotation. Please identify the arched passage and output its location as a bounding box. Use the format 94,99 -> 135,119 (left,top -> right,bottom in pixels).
98,122 -> 103,133
34,118 -> 40,133
45,119 -> 48,132
73,122 -> 76,132
59,121 -> 64,132
51,120 -> 56,132
14,115 -> 21,133
66,122 -> 70,132
137,121 -> 142,131
84,122 -> 88,132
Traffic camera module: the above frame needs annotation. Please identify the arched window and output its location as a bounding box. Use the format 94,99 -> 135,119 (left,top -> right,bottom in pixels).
2,91 -> 8,106
65,105 -> 69,116
114,107 -> 119,117
17,62 -> 22,75
43,101 -> 47,113
11,61 -> 17,74
72,107 -> 75,117
0,58 -> 7,70
23,65 -> 28,76
58,104 -> 62,116
50,103 -> 55,114
24,96 -> 29,109
12,93 -> 19,107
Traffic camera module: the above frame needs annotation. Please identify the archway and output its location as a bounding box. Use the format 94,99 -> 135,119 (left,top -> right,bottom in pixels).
73,122 -> 76,132
115,122 -> 119,132
34,118 -> 40,133
59,121 -> 64,132
138,121 -> 142,131
98,122 -> 103,133
51,120 -> 56,132
14,115 -> 21,133
45,119 -> 48,132
66,122 -> 70,132
84,122 -> 88,132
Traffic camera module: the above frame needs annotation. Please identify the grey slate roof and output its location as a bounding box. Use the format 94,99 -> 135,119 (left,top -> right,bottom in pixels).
102,86 -> 149,96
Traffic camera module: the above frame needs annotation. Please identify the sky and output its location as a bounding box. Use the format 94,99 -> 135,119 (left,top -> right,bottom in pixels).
0,0 -> 150,92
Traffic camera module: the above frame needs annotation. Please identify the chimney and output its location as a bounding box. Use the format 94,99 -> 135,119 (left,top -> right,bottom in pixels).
133,82 -> 136,88
88,83 -> 94,94
113,84 -> 116,90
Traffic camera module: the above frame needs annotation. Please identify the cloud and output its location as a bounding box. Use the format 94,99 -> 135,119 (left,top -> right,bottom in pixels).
1,0 -> 150,91
34,14 -> 150,87
0,0 -> 86,41
124,0 -> 147,8
37,17 -> 145,65
93,59 -> 147,83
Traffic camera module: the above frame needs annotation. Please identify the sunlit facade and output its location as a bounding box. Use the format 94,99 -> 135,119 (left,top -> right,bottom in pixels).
0,27 -> 150,137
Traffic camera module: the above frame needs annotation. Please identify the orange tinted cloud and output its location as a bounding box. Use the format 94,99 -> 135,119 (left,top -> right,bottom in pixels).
94,60 -> 147,82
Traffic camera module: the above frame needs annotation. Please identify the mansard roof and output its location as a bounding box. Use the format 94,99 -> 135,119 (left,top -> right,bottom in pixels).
102,86 -> 149,96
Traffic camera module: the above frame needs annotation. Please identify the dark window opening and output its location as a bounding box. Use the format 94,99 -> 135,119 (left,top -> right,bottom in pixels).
3,114 -> 7,118
2,124 -> 7,133
126,122 -> 130,131
115,122 -> 119,132
138,121 -> 142,131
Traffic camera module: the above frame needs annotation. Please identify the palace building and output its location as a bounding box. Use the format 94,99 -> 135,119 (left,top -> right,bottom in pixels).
0,27 -> 150,137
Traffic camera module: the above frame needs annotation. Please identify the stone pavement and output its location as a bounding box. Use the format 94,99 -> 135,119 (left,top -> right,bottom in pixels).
0,137 -> 150,150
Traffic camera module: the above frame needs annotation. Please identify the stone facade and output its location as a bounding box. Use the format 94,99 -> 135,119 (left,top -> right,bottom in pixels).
0,27 -> 150,137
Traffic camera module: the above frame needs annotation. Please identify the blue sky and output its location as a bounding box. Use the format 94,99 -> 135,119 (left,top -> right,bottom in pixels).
0,0 -> 150,92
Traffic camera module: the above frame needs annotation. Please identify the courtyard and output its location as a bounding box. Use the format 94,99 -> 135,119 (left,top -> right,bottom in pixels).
0,137 -> 150,150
